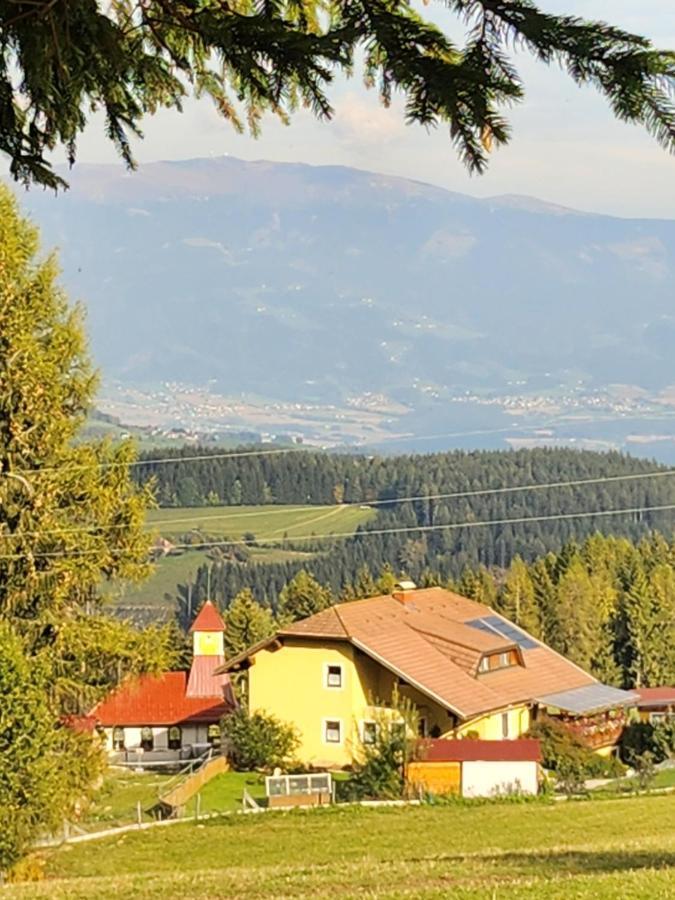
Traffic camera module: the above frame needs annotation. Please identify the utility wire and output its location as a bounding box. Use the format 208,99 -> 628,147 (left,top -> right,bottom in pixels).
2,466 -> 675,542
0,502 -> 673,562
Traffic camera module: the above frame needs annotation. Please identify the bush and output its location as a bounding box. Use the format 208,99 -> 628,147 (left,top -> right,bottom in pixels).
346,690 -> 418,801
620,720 -> 675,766
222,709 -> 300,771
526,718 -> 625,782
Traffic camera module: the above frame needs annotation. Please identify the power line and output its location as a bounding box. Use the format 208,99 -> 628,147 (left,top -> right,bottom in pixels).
3,466 -> 675,542
9,445 -> 308,476
0,502 -> 673,562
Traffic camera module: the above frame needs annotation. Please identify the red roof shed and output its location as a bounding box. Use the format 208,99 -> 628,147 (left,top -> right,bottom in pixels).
417,738 -> 542,763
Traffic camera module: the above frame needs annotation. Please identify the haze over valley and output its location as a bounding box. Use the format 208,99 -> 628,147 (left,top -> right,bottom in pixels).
22,156 -> 675,459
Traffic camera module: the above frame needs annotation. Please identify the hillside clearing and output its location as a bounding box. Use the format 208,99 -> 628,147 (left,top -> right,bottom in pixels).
12,795 -> 674,898
145,504 -> 375,541
108,504 -> 374,610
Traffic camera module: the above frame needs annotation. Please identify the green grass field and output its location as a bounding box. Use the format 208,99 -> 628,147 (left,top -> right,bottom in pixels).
109,504 -> 374,610
13,795 -> 674,898
80,771 -> 267,830
146,503 -> 375,541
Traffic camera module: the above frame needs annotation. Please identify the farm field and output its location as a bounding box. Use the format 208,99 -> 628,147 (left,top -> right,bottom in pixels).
145,503 -> 375,541
108,504 -> 374,611
14,794 -> 675,898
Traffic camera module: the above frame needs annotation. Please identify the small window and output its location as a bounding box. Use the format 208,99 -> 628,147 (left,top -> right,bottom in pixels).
478,657 -> 489,673
362,721 -> 377,745
112,726 -> 125,751
390,721 -> 406,742
168,726 -> 182,750
501,713 -> 510,739
325,720 -> 341,743
207,724 -> 221,747
326,664 -> 342,688
499,652 -> 510,669
140,727 -> 154,751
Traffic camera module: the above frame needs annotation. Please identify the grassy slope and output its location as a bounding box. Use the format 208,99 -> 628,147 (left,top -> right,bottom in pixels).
15,795 -> 675,898
81,772 -> 268,830
109,504 -> 375,609
145,504 -> 375,540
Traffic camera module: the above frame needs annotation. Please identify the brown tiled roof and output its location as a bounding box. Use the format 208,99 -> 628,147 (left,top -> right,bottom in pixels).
217,587 -> 602,721
280,605 -> 348,639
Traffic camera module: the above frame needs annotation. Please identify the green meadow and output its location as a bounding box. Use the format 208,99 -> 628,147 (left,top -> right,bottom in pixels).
11,794 -> 675,898
108,504 -> 375,611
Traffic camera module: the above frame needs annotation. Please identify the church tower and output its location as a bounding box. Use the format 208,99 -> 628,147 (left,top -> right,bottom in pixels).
186,600 -> 228,698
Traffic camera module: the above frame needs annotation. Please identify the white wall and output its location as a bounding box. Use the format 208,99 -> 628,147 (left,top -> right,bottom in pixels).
461,761 -> 538,798
103,725 -> 209,755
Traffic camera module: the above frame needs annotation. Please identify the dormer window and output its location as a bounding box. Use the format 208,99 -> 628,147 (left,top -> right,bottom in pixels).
478,649 -> 520,673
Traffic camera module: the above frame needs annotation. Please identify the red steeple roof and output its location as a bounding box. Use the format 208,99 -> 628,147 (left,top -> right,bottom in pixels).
189,600 -> 226,633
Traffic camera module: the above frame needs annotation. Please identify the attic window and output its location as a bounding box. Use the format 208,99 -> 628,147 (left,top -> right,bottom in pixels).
478,650 -> 520,673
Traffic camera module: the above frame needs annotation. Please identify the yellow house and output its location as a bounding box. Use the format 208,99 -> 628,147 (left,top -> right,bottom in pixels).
219,585 -> 637,767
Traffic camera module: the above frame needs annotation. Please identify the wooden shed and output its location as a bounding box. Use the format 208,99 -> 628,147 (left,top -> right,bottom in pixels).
407,739 -> 541,798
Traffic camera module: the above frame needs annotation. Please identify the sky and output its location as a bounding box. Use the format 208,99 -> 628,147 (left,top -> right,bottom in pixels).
58,2 -> 675,218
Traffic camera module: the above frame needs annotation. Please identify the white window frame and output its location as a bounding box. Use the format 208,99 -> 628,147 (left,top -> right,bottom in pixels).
324,662 -> 344,690
478,656 -> 489,673
361,720 -> 378,745
112,726 -> 125,751
323,718 -> 343,744
501,712 -> 510,739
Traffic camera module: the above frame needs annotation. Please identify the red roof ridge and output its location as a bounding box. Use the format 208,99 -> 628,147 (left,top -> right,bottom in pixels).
190,600 -> 226,633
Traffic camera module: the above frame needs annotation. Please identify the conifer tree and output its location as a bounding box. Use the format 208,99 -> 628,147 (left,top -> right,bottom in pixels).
2,3 -> 675,188
0,187 -> 175,869
278,569 -> 333,623
499,556 -> 540,637
223,589 -> 275,658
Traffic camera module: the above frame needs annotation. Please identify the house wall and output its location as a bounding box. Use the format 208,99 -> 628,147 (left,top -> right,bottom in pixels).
461,760 -> 538,797
247,639 -> 533,767
456,706 -> 531,741
102,724 -> 210,755
249,640 -> 368,766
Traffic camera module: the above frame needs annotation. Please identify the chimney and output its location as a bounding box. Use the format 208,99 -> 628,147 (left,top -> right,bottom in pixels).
392,580 -> 417,604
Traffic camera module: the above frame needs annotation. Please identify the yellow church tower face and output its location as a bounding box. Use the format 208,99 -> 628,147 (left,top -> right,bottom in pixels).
194,628 -> 224,657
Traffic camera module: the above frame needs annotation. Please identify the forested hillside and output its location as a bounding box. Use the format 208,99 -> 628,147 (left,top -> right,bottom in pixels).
131,446 -> 675,614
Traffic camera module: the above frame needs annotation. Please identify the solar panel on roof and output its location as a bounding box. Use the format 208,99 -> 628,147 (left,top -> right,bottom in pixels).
466,618 -> 497,636
466,616 -> 538,650
483,617 -> 539,650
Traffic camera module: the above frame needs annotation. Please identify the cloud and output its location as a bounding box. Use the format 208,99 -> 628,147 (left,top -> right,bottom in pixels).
333,92 -> 406,146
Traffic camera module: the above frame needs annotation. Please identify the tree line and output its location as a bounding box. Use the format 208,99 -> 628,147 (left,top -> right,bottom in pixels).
214,533 -> 675,693
143,445 -> 675,611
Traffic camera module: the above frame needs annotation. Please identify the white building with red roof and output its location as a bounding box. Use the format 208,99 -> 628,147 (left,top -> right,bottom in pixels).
92,601 -> 236,762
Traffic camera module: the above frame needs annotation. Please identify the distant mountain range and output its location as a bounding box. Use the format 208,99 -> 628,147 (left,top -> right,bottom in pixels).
17,156 -> 675,453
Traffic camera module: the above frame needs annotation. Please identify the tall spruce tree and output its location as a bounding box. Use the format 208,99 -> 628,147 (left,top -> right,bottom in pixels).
0,187 -> 174,869
278,569 -> 333,623
499,556 -> 540,637
1,3 -> 674,188
223,589 -> 276,658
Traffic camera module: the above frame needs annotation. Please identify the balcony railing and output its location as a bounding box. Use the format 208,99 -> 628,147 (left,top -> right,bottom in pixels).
552,713 -> 626,749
